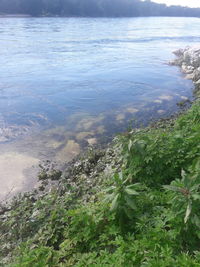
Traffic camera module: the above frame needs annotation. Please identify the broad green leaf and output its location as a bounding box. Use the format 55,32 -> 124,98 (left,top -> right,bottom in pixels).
119,172 -> 123,181
163,185 -> 182,192
184,201 -> 192,224
192,193 -> 200,201
128,140 -> 133,151
110,193 -> 119,212
125,195 -> 137,210
104,192 -> 115,202
114,172 -> 122,185
122,177 -> 129,185
126,183 -> 140,189
192,215 -> 200,228
125,188 -> 139,196
104,186 -> 116,193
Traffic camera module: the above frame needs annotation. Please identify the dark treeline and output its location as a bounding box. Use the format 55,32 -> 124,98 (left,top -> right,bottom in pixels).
0,0 -> 200,17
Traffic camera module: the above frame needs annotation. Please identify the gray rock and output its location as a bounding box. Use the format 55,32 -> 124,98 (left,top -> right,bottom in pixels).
190,54 -> 200,68
181,63 -> 194,74
173,48 -> 184,57
183,51 -> 191,65
185,73 -> 194,80
194,79 -> 200,85
193,68 -> 200,81
171,46 -> 200,97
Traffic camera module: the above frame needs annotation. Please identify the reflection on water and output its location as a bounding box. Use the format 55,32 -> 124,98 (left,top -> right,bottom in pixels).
0,16 -> 199,199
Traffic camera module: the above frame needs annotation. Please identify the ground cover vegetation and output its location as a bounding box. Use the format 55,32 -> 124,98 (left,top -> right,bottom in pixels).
0,89 -> 200,266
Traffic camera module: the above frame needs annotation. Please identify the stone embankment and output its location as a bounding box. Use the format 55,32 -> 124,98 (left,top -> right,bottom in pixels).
170,46 -> 200,95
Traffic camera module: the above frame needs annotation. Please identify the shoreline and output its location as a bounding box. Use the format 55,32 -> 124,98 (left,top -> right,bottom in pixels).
0,14 -> 31,18
0,14 -> 200,19
0,46 -> 199,204
0,46 -> 200,265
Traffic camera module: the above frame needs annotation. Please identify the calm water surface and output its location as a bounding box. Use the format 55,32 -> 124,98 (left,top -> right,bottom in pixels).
0,17 -> 199,198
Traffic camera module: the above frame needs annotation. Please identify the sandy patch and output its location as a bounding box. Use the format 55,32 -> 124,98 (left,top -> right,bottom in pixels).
0,152 -> 39,201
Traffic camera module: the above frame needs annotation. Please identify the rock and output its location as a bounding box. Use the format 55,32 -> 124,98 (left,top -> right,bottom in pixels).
171,46 -> 200,97
183,51 -> 191,65
194,79 -> 200,85
181,63 -> 194,74
191,55 -> 200,68
185,73 -> 194,80
169,58 -> 183,66
187,65 -> 194,72
173,48 -> 184,57
193,68 -> 200,81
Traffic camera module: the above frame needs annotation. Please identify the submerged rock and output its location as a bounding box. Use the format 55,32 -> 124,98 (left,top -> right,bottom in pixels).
56,140 -> 80,162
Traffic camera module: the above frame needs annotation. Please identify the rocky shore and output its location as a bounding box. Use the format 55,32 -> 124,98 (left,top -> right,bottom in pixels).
26,46 -> 200,201
1,46 -> 200,205
170,46 -> 200,96
1,46 -> 200,265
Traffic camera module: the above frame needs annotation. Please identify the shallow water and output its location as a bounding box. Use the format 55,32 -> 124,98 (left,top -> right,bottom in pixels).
0,16 -> 199,199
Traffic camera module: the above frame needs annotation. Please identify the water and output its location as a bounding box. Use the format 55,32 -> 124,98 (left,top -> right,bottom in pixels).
0,17 -> 199,199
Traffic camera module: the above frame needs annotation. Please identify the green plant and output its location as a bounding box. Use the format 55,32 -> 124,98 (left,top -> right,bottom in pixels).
104,172 -> 141,231
163,160 -> 200,250
164,160 -> 200,225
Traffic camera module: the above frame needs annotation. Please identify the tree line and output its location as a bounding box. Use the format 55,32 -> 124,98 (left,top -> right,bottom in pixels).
0,0 -> 200,17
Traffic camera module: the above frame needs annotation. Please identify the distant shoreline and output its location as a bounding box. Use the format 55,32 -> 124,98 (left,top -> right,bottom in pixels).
0,14 -> 31,18
0,14 -> 200,19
